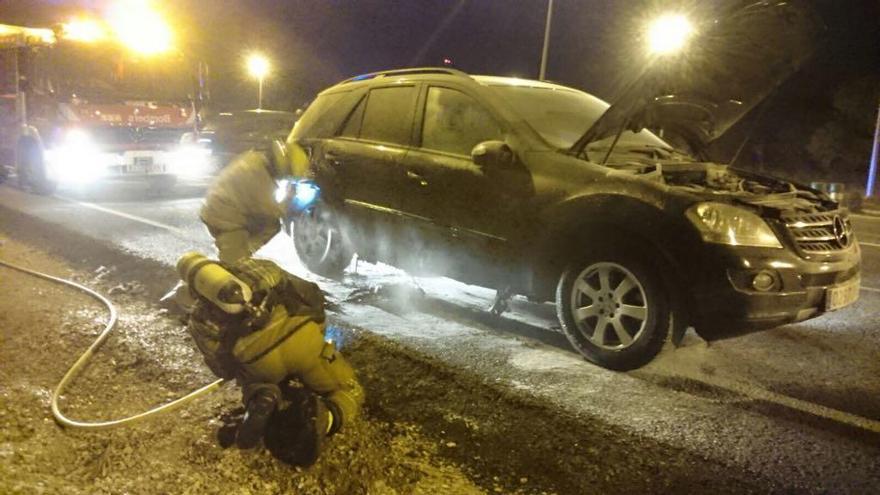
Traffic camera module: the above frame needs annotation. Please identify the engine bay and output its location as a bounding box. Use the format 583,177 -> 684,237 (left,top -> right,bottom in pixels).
615,161 -> 833,213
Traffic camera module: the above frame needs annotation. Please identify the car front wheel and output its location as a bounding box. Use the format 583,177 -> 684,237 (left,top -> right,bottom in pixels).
292,204 -> 352,279
556,249 -> 669,370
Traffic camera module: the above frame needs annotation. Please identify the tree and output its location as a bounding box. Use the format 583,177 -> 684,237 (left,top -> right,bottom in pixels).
807,75 -> 879,182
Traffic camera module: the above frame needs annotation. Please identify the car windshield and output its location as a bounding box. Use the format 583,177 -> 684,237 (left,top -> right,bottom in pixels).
486,83 -> 671,152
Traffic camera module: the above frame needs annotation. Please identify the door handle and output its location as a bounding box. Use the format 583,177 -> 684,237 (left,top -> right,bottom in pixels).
406,170 -> 428,187
324,151 -> 341,164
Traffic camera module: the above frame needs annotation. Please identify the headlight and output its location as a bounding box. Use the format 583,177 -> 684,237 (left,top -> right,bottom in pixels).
685,202 -> 782,248
168,145 -> 213,178
46,128 -> 115,183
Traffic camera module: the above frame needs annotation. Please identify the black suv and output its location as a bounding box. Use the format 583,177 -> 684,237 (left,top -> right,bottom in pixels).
284,2 -> 861,370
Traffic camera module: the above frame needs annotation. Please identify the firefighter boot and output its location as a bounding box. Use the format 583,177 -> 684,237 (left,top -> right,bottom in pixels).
236,388 -> 278,449
264,388 -> 334,466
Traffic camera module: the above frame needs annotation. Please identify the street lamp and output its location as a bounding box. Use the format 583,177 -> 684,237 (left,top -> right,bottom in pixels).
247,53 -> 270,109
646,13 -> 694,55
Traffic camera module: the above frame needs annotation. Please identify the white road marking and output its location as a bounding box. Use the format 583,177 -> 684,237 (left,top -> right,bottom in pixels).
860,241 -> 880,249
57,196 -> 187,236
861,286 -> 880,293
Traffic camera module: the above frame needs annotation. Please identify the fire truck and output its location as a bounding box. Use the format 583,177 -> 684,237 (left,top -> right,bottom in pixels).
0,23 -> 211,194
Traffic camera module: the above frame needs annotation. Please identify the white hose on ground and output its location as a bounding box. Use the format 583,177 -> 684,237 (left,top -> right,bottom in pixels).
0,257 -> 228,430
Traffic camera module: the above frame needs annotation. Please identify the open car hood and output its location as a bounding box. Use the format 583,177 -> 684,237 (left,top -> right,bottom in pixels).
572,1 -> 824,153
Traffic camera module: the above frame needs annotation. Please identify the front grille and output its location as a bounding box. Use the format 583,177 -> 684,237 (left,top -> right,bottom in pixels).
88,127 -> 184,148
783,210 -> 854,255
139,128 -> 186,144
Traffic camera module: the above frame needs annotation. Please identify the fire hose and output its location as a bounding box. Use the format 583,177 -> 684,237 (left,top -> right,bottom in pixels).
0,257 -> 228,430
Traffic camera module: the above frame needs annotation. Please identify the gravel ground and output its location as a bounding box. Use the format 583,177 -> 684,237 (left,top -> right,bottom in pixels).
0,235 -> 487,495
0,213 -> 771,494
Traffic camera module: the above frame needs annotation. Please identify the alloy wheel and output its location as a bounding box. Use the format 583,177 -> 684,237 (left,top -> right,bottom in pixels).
568,262 -> 649,350
296,208 -> 334,265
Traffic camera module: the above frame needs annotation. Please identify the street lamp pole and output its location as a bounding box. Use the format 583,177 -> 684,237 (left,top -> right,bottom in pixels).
539,0 -> 553,81
246,53 -> 270,110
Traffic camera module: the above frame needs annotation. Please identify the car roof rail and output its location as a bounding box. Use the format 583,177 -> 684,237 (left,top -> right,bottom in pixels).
341,67 -> 469,84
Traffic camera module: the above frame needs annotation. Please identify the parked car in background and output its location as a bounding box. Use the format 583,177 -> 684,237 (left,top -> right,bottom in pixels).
196,109 -> 299,168
281,2 -> 860,371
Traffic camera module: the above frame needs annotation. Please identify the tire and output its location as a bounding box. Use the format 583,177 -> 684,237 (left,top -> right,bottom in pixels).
292,203 -> 352,279
556,246 -> 670,370
17,141 -> 56,195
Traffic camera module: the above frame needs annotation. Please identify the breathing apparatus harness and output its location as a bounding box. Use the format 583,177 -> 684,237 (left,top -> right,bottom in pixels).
178,253 -> 326,380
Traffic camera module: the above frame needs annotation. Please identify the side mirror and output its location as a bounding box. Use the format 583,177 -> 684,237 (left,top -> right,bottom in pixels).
471,140 -> 514,170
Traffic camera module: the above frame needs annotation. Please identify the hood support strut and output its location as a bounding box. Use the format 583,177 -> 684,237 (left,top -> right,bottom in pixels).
601,118 -> 630,165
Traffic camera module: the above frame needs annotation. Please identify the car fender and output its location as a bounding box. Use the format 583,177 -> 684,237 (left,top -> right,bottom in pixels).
526,192 -> 696,329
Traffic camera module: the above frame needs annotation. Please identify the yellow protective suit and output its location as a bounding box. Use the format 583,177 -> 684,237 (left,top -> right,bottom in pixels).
186,258 -> 363,431
200,151 -> 284,264
233,306 -> 363,427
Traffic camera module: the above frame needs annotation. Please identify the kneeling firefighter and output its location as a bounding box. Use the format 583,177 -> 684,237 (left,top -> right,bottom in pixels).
177,252 -> 364,466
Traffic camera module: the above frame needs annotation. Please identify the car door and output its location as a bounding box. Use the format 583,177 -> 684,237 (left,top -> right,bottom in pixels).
318,84 -> 419,263
399,84 -> 531,280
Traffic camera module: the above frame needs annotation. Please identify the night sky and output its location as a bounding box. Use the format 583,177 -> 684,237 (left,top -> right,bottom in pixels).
1,0 -> 874,105
1,0 -> 878,178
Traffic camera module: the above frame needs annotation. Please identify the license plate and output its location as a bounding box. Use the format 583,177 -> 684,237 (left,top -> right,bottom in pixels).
129,157 -> 164,174
825,277 -> 860,311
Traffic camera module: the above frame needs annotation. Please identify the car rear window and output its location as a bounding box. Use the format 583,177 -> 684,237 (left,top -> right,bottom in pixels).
339,96 -> 366,138
290,90 -> 352,140
359,86 -> 417,146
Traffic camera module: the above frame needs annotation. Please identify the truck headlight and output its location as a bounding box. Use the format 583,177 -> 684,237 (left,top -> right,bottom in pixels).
686,202 -> 782,248
168,145 -> 213,178
46,128 -> 113,183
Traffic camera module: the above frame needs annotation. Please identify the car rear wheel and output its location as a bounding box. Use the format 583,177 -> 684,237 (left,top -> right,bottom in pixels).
292,204 -> 352,279
556,249 -> 669,370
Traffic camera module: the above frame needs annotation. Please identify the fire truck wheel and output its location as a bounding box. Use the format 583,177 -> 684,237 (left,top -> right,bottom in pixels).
17,141 -> 56,195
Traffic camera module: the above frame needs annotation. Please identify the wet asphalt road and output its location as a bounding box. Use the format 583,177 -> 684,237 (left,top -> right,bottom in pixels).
1,182 -> 879,492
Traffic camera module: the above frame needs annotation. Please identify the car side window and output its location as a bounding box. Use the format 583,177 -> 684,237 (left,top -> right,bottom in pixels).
359,86 -> 416,146
421,87 -> 502,156
339,96 -> 366,138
